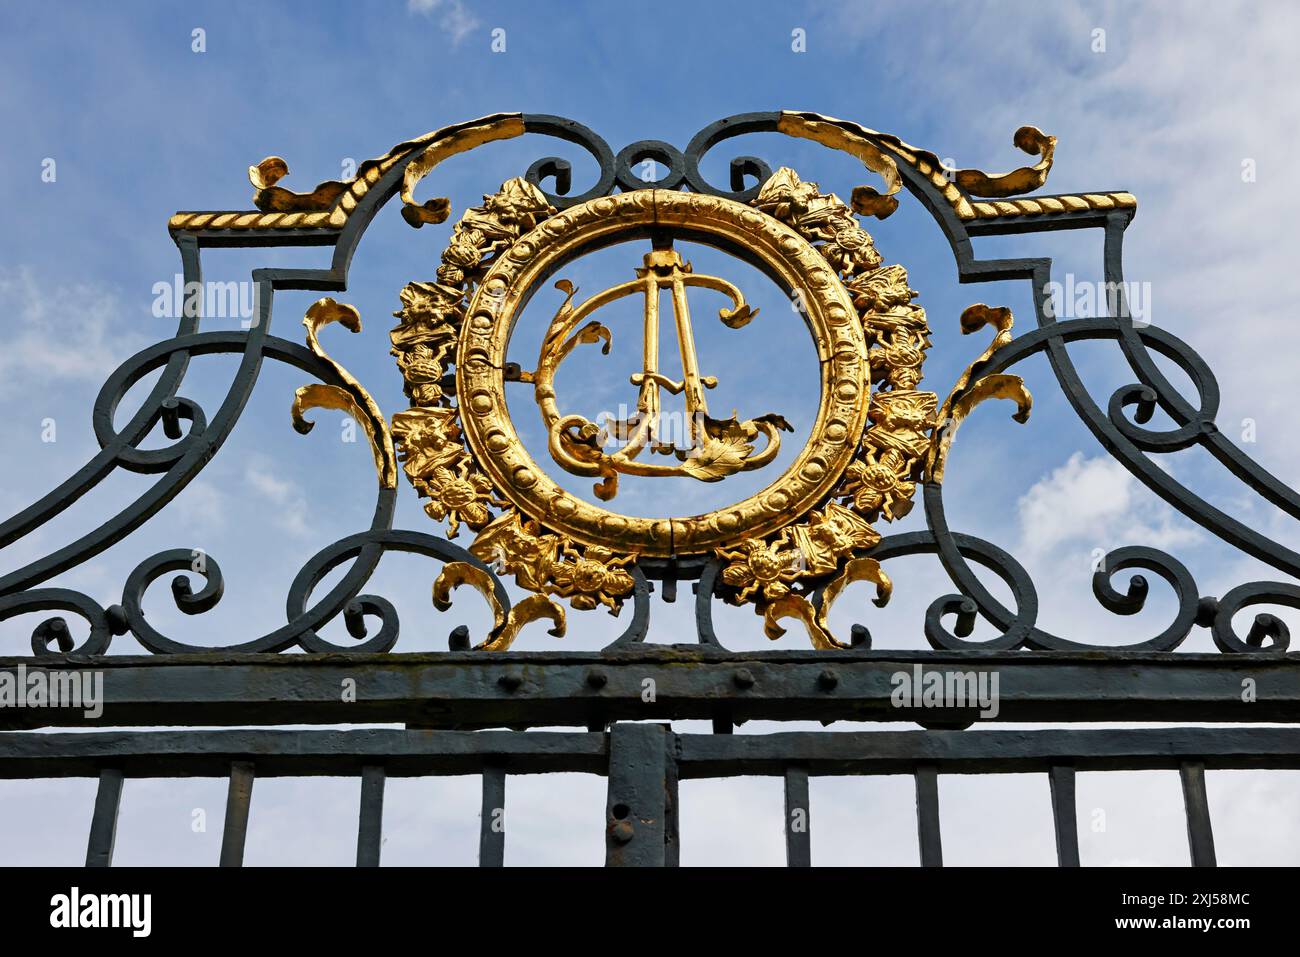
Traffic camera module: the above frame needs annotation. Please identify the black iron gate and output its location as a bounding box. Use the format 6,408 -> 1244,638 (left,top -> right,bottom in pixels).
2,113 -> 1297,867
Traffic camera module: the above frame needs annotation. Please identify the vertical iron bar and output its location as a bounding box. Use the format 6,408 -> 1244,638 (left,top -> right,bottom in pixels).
914,763 -> 943,867
85,768 -> 124,867
1180,761 -> 1217,867
1048,764 -> 1081,867
664,736 -> 680,868
783,766 -> 811,867
606,722 -> 674,866
219,761 -> 255,867
665,738 -> 686,868
356,765 -> 386,867
479,765 -> 506,867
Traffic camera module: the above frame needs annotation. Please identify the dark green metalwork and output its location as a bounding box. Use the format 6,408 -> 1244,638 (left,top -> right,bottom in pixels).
0,113 -> 1297,866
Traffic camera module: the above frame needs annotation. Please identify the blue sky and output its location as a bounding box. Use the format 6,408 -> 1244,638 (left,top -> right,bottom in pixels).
2,0 -> 1299,865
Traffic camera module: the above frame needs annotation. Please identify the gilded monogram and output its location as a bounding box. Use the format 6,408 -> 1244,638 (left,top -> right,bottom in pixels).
533,241 -> 790,501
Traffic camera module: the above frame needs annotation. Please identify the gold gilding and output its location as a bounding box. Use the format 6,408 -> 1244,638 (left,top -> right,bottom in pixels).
389,168 -> 940,645
432,560 -> 566,651
292,297 -> 397,488
927,304 -> 1032,483
533,245 -> 788,500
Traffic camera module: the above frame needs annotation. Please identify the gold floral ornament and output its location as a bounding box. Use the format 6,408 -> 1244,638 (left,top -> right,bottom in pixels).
431,560 -> 566,653
291,297 -> 396,489
387,178 -> 639,644
703,169 -> 937,648
385,171 -> 930,647
383,165 -> 1026,651
927,304 -> 1033,483
392,407 -> 500,537
388,179 -> 554,540
471,513 -> 636,613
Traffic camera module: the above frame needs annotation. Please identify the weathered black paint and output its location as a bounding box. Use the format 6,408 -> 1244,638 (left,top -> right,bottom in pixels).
0,113 -> 1296,867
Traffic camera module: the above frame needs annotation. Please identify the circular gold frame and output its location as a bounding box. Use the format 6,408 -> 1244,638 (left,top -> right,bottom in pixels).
388,167 -> 940,645
455,190 -> 870,557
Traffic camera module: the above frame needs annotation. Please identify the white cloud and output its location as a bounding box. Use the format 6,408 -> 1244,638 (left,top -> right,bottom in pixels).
169,479 -> 227,534
244,459 -> 311,538
819,1 -> 1300,482
0,267 -> 146,394
407,0 -> 480,46
1016,451 -> 1201,559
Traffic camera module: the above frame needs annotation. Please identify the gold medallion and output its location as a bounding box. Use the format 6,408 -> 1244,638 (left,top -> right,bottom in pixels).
388,168 -> 942,646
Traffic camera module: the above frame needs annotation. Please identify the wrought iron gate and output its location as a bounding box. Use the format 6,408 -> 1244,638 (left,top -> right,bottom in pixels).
2,112 -> 1297,867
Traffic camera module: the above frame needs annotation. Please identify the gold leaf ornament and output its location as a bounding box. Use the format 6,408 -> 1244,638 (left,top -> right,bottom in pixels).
291,297 -> 397,488
432,561 -> 566,651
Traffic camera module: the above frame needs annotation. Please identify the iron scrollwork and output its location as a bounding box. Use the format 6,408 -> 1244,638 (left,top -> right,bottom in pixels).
1,112 -> 1296,657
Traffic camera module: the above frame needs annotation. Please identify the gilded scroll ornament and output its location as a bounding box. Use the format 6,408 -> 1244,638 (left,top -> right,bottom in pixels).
377,162 -> 1036,649
291,297 -> 397,489
384,167 -> 925,645
927,304 -> 1033,484
173,112 -> 1130,235
532,246 -> 789,501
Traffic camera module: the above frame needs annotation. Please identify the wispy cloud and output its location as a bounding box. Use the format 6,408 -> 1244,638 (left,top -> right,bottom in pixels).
0,267 -> 146,395
1016,451 -> 1201,560
245,458 -> 311,538
407,0 -> 480,46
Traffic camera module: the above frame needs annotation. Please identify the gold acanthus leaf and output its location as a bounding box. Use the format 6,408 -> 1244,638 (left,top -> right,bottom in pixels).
952,126 -> 1056,198
291,298 -> 397,488
398,115 -> 526,227
928,374 -> 1032,484
763,558 -> 893,650
679,432 -> 754,482
773,115 -> 905,220
248,156 -> 351,213
927,304 -> 1032,483
432,561 -> 566,652
776,112 -> 1057,219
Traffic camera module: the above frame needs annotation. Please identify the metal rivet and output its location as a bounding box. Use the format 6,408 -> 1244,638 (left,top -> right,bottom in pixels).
105,604 -> 129,637
733,668 -> 755,689
1195,596 -> 1220,628
447,625 -> 470,651
818,669 -> 838,690
498,673 -> 522,691
586,669 -> 608,689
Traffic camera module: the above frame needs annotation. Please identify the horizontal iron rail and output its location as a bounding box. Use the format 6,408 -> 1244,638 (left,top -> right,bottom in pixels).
673,727 -> 1300,775
1,727 -> 1299,778
1,650 -> 1298,729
